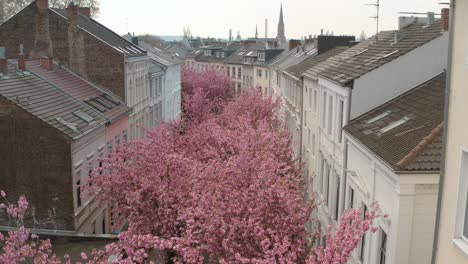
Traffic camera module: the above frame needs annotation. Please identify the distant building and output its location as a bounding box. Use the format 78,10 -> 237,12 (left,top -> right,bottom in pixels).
276,4 -> 286,46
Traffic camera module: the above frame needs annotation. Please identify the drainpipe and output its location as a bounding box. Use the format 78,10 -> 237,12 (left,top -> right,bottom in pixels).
431,1 -> 455,263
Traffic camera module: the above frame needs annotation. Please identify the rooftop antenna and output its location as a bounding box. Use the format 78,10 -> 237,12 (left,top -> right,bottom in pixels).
366,0 -> 380,43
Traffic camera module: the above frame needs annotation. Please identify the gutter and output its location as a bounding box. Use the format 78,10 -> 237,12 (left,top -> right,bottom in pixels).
431,1 -> 455,263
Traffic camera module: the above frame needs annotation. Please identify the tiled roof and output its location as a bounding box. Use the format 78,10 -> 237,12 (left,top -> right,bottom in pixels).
317,21 -> 444,85
344,73 -> 445,172
225,42 -> 267,64
51,9 -> 146,57
284,46 -> 349,78
0,61 -> 107,139
271,45 -> 318,72
26,60 -> 130,123
139,41 -> 183,66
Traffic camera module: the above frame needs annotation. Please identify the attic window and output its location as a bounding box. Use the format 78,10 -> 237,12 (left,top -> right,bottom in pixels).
366,110 -> 391,124
246,51 -> 254,56
380,116 -> 410,133
56,117 -> 79,133
258,53 -> 265,61
204,50 -> 212,56
73,110 -> 94,123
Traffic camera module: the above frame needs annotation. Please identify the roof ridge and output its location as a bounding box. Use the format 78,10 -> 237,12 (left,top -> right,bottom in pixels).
394,122 -> 443,171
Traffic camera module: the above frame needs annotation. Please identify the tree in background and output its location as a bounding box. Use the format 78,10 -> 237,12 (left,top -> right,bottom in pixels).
2,0 -> 99,24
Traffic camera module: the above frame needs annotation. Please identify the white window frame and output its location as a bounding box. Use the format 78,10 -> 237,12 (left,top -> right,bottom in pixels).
453,147 -> 468,255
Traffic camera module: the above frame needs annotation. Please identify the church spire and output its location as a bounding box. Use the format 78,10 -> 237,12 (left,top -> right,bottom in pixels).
277,3 -> 286,45
255,24 -> 258,39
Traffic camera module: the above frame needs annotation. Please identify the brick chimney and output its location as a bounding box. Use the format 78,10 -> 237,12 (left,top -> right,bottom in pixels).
36,0 -> 49,11
40,57 -> 53,71
18,44 -> 26,71
79,7 -> 91,17
0,47 -> 7,76
441,8 -> 449,31
288,39 -> 301,51
67,3 -> 79,27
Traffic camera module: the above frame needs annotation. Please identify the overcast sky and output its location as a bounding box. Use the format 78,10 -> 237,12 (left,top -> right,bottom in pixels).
96,0 -> 442,39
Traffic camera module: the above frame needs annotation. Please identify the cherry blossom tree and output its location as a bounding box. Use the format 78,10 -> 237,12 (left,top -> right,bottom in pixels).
0,69 -> 382,264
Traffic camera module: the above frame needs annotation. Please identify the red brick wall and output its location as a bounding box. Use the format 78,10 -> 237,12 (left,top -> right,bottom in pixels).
0,96 -> 75,230
0,4 -> 126,99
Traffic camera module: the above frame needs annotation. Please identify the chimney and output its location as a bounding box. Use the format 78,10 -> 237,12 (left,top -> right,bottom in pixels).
67,3 -> 79,27
36,0 -> 49,11
79,7 -> 91,17
0,47 -> 7,76
40,57 -> 53,71
393,31 -> 400,44
18,44 -> 26,71
427,12 -> 435,25
441,8 -> 449,31
288,39 -> 301,51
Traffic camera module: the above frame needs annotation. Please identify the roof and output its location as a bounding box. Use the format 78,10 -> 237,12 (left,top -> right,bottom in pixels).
271,45 -> 318,72
149,60 -> 166,75
51,9 -> 146,57
26,60 -> 130,123
225,42 -> 267,64
344,73 -> 445,172
318,21 -> 444,85
192,43 -> 244,63
0,61 -> 107,139
284,46 -> 349,78
139,41 -> 183,66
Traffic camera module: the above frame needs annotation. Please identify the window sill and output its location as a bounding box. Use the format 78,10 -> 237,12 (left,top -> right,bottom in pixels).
452,238 -> 468,258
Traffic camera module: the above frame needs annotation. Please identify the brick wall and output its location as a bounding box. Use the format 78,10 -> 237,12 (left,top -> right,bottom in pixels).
0,96 -> 75,230
0,3 -> 126,99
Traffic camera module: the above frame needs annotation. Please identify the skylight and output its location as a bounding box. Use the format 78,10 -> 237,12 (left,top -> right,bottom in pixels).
380,116 -> 410,133
366,110 -> 391,124
73,110 -> 94,123
56,117 -> 79,133
246,51 -> 254,56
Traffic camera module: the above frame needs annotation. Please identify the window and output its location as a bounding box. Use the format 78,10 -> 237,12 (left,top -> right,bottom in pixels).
313,90 -> 318,112
204,50 -> 212,56
76,179 -> 82,207
258,52 -> 265,61
257,69 -> 263,78
349,187 -> 354,209
359,203 -> 368,261
311,133 -> 316,155
307,128 -> 311,147
335,175 -> 340,221
238,67 -> 241,79
379,229 -> 387,264
232,67 -> 236,78
265,70 -> 268,79
123,129 -> 128,142
323,164 -> 330,204
321,91 -> 327,128
455,149 -> 468,249
327,95 -> 334,135
337,100 -> 345,143
227,66 -> 230,77
320,158 -> 326,195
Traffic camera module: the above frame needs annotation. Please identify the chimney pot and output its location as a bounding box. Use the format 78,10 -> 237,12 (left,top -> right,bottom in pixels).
0,47 -> 7,76
67,3 -> 79,27
18,44 -> 26,71
40,57 -> 53,71
441,8 -> 449,31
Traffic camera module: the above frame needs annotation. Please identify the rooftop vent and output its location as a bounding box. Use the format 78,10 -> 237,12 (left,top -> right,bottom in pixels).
56,117 -> 79,133
380,116 -> 410,133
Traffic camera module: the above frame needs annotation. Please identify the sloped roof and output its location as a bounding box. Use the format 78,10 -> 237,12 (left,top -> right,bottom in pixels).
26,60 -> 130,123
139,41 -> 183,66
271,45 -> 318,72
51,9 -> 146,57
0,61 -> 107,139
344,73 -> 445,172
318,21 -> 444,85
284,46 -> 349,78
224,42 -> 267,64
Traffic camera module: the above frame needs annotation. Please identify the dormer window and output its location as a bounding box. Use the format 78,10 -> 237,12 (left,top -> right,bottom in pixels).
258,52 -> 265,61
204,50 -> 212,57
